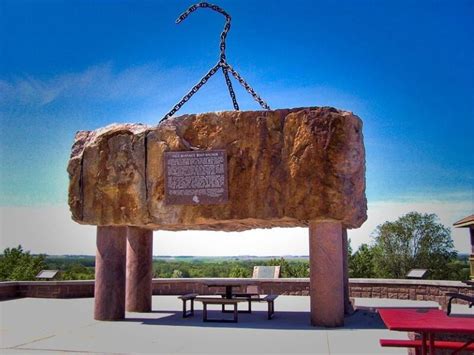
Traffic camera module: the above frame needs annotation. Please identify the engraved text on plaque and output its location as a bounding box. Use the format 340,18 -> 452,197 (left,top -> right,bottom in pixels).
164,150 -> 228,205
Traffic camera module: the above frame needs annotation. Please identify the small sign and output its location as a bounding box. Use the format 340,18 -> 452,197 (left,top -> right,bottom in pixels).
406,269 -> 429,279
36,270 -> 60,280
164,150 -> 228,205
252,266 -> 281,279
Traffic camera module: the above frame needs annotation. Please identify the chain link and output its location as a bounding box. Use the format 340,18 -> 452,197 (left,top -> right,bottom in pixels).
161,2 -> 270,122
223,62 -> 271,111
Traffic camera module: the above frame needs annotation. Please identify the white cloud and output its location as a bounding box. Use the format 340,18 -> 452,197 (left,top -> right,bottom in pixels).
1,195 -> 472,256
0,63 -> 190,107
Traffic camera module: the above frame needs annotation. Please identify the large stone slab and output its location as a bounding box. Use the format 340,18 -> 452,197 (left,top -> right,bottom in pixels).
68,107 -> 367,231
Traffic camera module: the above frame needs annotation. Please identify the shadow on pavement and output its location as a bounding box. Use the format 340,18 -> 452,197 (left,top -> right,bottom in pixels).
123,309 -> 387,330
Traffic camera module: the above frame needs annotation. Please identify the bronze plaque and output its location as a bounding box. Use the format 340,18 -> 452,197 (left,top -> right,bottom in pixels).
164,150 -> 228,205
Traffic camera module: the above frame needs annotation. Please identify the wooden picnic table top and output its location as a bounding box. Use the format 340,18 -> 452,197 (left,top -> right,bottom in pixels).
195,297 -> 248,304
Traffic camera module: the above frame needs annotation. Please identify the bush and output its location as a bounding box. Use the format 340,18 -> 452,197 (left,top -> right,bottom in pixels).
0,245 -> 46,281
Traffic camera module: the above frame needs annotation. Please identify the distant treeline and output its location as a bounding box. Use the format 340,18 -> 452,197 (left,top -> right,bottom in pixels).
42,256 -> 309,279
0,248 -> 469,281
43,254 -> 468,281
0,213 -> 470,282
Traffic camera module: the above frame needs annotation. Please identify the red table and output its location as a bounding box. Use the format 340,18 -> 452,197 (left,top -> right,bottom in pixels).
378,308 -> 474,354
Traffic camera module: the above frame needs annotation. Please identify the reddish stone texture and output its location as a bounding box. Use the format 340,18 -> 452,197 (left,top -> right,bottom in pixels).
10,282 -> 94,298
342,228 -> 353,314
309,220 -> 344,327
1,279 -> 473,311
0,282 -> 18,300
68,108 -> 367,232
126,227 -> 153,312
94,226 -> 127,321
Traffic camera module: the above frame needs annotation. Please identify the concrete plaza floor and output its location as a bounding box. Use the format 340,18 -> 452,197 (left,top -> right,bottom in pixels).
1,296 -> 472,354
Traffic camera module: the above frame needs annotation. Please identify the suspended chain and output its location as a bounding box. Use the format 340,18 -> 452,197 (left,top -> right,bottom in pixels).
161,2 -> 270,122
162,62 -> 221,121
222,67 -> 239,110
223,63 -> 271,110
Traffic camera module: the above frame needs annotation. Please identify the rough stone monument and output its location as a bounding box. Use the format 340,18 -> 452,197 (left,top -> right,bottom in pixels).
68,107 -> 367,326
67,1 -> 367,327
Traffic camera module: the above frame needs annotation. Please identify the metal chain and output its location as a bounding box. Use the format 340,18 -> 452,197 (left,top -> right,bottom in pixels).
161,2 -> 271,122
161,62 -> 221,121
223,62 -> 271,110
222,67 -> 239,110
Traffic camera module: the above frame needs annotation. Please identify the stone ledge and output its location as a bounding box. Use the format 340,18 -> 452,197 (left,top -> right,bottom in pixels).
13,280 -> 95,286
349,278 -> 466,287
153,277 -> 310,283
1,278 -> 472,308
2,278 -> 466,287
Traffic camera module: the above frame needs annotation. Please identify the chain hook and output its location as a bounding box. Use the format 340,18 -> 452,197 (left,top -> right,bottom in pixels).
176,2 -> 230,63
161,2 -> 271,122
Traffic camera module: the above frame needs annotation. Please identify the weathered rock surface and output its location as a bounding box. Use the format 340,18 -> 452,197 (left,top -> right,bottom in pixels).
68,107 -> 367,231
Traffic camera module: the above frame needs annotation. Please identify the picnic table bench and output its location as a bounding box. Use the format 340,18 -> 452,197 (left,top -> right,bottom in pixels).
178,293 -> 199,318
263,294 -> 278,319
195,297 -> 247,323
178,292 -> 279,321
380,339 -> 474,353
220,292 -> 278,317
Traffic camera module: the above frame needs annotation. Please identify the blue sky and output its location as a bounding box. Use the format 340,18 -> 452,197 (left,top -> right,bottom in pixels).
0,0 -> 473,254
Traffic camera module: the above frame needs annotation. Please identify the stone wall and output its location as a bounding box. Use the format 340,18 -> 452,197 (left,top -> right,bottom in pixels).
0,282 -> 18,300
0,281 -> 94,299
1,278 -> 472,309
349,278 -> 474,308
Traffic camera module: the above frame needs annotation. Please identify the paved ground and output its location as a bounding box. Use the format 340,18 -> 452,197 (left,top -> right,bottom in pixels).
1,296 -> 472,354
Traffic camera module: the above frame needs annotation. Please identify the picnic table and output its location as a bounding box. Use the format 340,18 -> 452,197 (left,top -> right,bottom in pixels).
201,279 -> 278,318
178,276 -> 280,322
378,308 -> 474,354
205,279 -> 260,299
204,280 -> 258,313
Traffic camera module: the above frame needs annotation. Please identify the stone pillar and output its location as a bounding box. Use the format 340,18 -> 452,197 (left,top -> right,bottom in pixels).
470,227 -> 474,280
342,228 -> 354,314
94,226 -> 127,321
126,227 -> 153,312
309,220 -> 344,327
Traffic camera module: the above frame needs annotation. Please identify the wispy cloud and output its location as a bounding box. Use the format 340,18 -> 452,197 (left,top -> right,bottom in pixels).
0,63 -> 191,107
371,190 -> 474,205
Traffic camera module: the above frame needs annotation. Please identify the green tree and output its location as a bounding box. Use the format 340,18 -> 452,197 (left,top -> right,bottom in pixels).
61,263 -> 94,280
349,243 -> 376,278
266,258 -> 309,277
0,245 -> 46,281
267,257 -> 291,277
171,269 -> 184,278
372,212 -> 457,279
289,262 -> 310,277
229,265 -> 251,278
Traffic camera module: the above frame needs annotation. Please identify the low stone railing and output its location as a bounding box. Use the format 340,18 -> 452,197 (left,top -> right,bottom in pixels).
1,278 -> 472,308
0,280 -> 94,299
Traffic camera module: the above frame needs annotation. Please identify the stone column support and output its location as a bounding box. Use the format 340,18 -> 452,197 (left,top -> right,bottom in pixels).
126,227 -> 153,312
94,226 -> 127,321
342,228 -> 354,314
309,220 -> 344,327
469,227 -> 474,280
